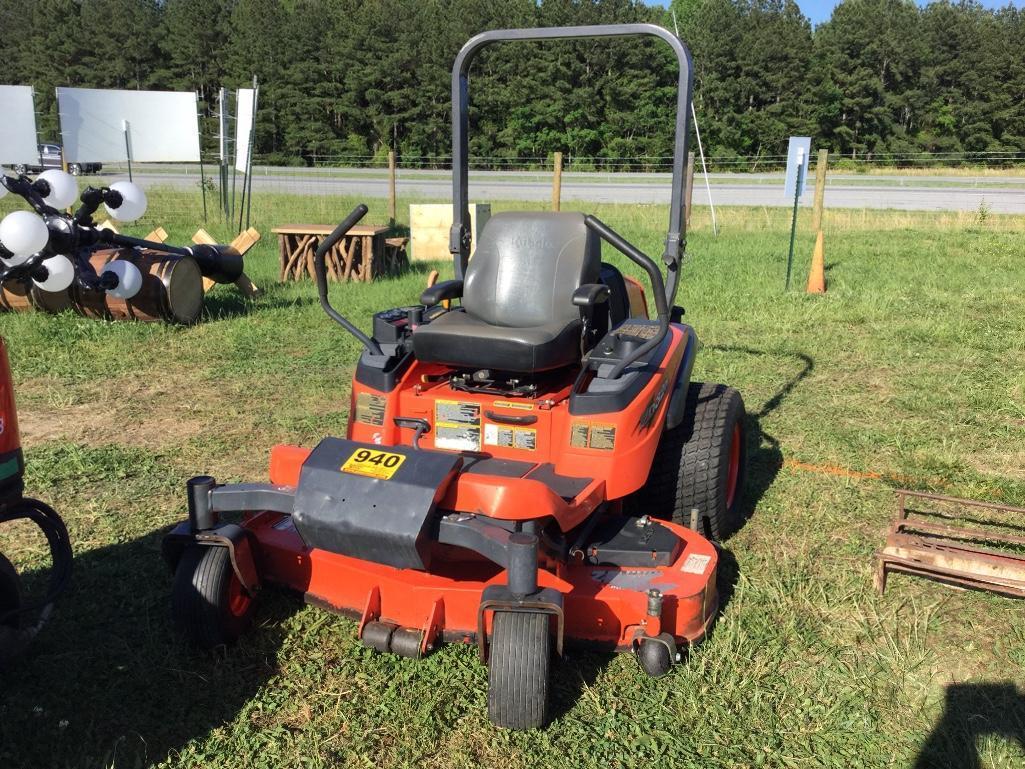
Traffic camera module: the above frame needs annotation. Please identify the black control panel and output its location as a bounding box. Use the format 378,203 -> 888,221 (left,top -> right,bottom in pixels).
372,306 -> 425,345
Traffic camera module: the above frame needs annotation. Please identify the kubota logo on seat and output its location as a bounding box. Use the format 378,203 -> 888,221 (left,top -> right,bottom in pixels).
511,236 -> 554,250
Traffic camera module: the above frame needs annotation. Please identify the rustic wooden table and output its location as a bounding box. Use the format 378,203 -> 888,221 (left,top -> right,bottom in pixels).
272,223 -> 405,283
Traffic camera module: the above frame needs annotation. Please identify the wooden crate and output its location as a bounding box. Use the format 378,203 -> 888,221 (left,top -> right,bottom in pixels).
409,203 -> 491,262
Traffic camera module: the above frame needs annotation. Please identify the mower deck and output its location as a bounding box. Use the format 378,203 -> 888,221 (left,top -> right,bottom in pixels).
241,509 -> 717,654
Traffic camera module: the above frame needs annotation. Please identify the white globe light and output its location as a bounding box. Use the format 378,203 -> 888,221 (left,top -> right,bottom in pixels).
34,254 -> 75,292
1,254 -> 30,267
105,182 -> 148,222
37,169 -> 79,209
101,259 -> 144,299
0,210 -> 50,257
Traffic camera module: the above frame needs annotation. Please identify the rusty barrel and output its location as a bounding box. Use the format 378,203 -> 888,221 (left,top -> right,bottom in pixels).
74,248 -> 204,324
0,278 -> 75,314
0,248 -> 204,324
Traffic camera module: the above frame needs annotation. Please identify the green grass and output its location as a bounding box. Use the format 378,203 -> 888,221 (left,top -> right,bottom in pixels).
0,188 -> 1024,768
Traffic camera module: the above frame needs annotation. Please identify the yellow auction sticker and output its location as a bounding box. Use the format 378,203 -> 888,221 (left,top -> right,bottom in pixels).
340,448 -> 406,479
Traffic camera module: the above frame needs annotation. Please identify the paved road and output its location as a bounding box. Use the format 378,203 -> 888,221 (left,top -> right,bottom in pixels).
106,167 -> 1025,213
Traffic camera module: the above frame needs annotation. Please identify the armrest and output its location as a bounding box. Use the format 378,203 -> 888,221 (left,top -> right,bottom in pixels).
420,279 -> 464,306
572,283 -> 610,307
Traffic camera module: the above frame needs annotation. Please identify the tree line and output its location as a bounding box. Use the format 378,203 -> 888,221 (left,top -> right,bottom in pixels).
1,0 -> 1022,168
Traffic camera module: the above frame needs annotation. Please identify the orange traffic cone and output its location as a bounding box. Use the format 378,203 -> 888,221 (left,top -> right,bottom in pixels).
807,230 -> 826,294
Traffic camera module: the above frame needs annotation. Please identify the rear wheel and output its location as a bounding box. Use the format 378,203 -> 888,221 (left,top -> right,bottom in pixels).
171,546 -> 254,648
68,164 -> 81,176
12,165 -> 27,175
487,611 -> 551,730
0,553 -> 21,629
628,382 -> 748,540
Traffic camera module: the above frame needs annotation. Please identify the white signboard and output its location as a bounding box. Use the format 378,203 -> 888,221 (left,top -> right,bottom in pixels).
234,88 -> 258,173
57,88 -> 200,163
0,86 -> 39,165
783,136 -> 812,199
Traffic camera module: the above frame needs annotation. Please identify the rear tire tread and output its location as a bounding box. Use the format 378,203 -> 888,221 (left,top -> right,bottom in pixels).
628,381 -> 747,540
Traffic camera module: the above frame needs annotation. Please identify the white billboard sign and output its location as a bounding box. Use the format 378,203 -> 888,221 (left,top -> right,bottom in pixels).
57,88 -> 200,163
235,88 -> 258,173
0,86 -> 39,165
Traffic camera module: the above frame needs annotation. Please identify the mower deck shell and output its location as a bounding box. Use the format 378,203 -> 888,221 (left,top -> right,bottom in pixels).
245,509 -> 718,650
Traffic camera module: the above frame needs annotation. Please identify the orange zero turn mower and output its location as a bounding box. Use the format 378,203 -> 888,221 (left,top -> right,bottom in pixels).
164,23 -> 749,729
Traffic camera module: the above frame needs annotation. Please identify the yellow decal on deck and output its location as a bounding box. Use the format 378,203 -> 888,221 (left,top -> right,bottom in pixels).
341,448 -> 406,479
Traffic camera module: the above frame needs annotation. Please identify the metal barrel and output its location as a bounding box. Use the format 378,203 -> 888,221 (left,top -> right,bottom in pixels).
74,248 -> 204,324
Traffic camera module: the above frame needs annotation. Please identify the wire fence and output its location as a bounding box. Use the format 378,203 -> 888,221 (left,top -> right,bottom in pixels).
242,150 -> 1025,173
7,149 -> 1020,242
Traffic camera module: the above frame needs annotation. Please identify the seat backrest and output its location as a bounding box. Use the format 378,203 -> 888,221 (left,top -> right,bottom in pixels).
463,212 -> 600,328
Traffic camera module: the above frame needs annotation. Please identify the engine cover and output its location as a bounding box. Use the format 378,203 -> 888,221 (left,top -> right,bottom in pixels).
292,437 -> 462,570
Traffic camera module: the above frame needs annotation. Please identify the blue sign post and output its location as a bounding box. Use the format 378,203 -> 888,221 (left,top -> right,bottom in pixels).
784,136 -> 811,290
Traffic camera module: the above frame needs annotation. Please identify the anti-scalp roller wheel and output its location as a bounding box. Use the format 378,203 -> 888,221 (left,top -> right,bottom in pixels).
361,620 -> 397,653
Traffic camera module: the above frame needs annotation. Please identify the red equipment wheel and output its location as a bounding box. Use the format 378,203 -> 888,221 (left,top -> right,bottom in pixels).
487,611 -> 551,730
0,552 -> 21,628
627,381 -> 748,540
171,546 -> 255,648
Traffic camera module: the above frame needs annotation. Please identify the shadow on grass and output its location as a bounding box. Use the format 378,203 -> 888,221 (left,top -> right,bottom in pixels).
0,527 -> 297,768
705,345 -> 814,536
200,285 -> 320,321
915,682 -> 1025,768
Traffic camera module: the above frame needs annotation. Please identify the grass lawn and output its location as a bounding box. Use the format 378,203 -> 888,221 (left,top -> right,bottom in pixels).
0,187 -> 1023,768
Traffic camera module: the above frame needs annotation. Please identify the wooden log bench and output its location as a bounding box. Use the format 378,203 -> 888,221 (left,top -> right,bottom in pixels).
272,224 -> 407,283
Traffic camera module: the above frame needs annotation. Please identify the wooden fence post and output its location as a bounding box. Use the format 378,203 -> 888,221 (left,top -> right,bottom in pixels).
388,150 -> 397,228
812,149 -> 828,232
552,151 -> 563,212
684,151 -> 696,228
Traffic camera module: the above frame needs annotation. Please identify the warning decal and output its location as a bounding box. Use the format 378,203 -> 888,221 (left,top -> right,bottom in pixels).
435,400 -> 482,451
355,392 -> 386,426
681,553 -> 712,575
484,423 -> 536,451
569,422 -> 616,451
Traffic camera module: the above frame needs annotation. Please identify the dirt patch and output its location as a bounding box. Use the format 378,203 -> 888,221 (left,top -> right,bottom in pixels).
17,374 -> 211,451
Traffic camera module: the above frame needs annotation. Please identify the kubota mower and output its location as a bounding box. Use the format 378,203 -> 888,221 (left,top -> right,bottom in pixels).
164,24 -> 749,729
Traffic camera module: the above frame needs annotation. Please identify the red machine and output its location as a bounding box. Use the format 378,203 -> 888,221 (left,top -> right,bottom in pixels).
164,24 -> 749,729
0,337 -> 72,665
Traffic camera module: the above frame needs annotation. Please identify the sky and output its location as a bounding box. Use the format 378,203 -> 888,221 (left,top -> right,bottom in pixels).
797,0 -> 1022,24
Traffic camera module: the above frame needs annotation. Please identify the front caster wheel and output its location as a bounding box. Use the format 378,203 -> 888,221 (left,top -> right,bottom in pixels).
172,546 -> 254,648
635,635 -> 676,677
487,611 -> 551,729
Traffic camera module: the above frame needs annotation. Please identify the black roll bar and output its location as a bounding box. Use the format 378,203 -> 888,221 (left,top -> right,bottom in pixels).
450,23 -> 693,307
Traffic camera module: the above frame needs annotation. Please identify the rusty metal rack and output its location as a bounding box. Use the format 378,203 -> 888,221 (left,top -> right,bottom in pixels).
875,489 -> 1025,598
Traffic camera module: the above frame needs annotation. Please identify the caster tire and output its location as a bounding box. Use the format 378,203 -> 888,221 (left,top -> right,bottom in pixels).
627,382 -> 748,540
636,638 -> 674,677
487,611 -> 550,730
172,546 -> 254,648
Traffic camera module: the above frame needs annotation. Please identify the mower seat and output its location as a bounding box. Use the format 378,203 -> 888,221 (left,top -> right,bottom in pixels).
413,212 -> 600,373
